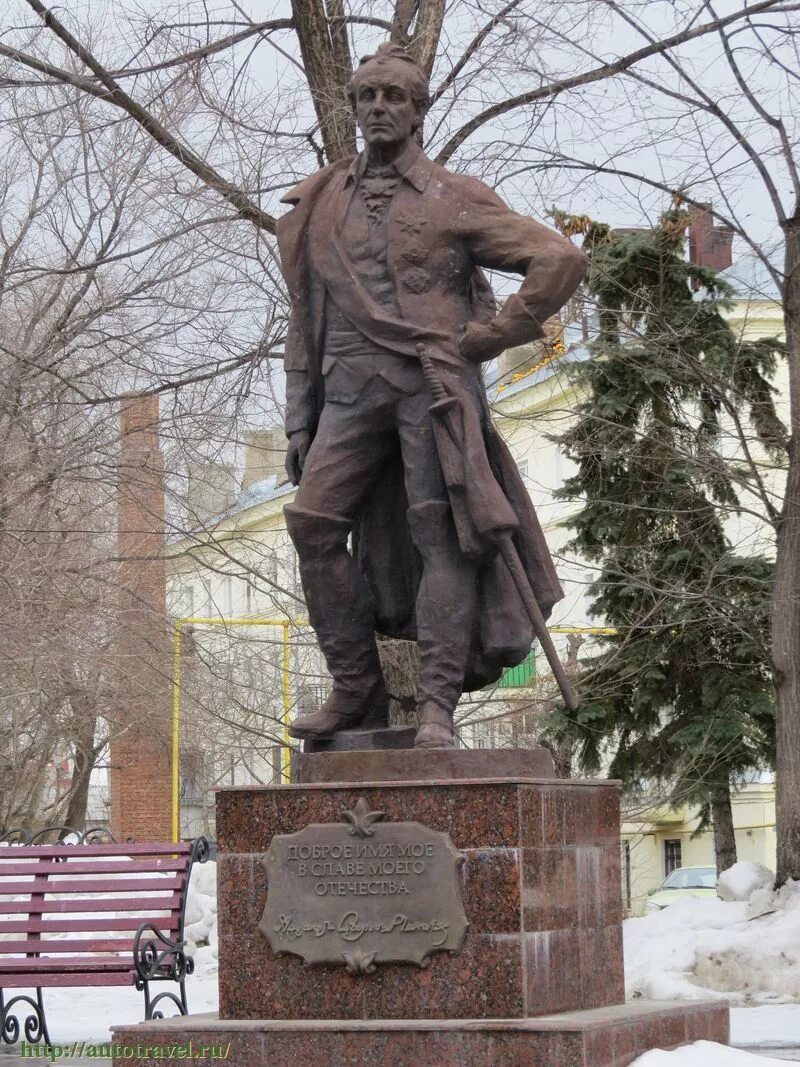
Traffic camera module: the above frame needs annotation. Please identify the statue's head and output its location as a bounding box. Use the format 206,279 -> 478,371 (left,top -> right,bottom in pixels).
347,43 -> 430,150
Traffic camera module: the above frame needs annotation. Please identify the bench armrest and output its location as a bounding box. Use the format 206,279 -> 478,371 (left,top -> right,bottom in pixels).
133,922 -> 194,985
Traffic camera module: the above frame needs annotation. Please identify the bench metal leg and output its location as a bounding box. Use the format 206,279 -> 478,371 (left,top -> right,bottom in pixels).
133,922 -> 193,1020
137,974 -> 190,1020
0,987 -> 51,1046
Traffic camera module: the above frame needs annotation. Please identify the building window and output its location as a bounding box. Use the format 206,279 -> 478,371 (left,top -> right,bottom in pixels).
201,578 -> 213,618
180,584 -> 195,619
664,839 -> 682,877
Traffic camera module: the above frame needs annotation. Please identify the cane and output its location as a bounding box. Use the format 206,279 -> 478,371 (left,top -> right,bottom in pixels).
416,344 -> 579,712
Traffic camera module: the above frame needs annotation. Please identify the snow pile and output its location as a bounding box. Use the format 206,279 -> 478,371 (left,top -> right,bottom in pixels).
625,866 -> 800,1003
717,861 -> 774,902
184,859 -> 218,968
631,1040 -> 788,1065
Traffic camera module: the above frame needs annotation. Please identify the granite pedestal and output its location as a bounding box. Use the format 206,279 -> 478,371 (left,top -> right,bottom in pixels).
112,746 -> 729,1065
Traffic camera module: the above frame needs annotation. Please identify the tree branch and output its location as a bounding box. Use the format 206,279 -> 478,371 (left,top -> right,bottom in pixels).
23,0 -> 276,233
431,0 -> 523,106
434,0 -> 794,165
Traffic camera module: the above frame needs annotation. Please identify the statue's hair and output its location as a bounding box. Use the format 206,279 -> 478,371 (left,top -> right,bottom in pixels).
347,43 -> 431,116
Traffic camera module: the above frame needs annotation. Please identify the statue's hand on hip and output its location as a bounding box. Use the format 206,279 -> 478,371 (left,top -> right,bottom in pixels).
285,430 -> 311,486
458,320 -> 504,365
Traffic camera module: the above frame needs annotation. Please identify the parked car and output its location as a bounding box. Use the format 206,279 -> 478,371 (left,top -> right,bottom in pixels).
643,865 -> 717,914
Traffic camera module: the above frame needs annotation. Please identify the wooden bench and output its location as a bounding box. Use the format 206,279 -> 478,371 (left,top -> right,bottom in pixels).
0,837 -> 209,1046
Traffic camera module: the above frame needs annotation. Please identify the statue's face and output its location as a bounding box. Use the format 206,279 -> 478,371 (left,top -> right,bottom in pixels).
352,61 -> 420,149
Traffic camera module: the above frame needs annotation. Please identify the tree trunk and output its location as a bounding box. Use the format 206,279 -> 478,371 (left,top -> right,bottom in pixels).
62,717 -> 100,832
290,0 -> 356,164
377,635 -> 420,727
774,216 -> 800,886
711,783 -> 737,876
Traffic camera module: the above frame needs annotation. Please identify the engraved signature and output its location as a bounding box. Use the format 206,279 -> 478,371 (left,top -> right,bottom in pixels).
274,912 -> 450,946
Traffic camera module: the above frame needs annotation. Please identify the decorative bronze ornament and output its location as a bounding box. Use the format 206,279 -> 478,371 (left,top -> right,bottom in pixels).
400,240 -> 427,264
400,267 -> 431,293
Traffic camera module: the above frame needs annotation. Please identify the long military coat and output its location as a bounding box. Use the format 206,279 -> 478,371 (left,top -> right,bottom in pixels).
276,143 -> 586,689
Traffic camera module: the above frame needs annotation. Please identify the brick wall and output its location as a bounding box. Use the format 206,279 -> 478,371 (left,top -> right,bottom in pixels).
110,395 -> 172,841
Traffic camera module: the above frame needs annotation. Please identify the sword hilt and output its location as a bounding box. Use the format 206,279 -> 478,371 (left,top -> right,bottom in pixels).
416,343 -> 448,404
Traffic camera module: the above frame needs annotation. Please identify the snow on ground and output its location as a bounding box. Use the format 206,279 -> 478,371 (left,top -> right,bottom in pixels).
732,1005 -> 800,1049
631,1041 -> 790,1065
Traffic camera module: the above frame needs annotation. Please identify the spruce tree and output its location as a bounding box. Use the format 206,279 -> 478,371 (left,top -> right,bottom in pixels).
551,206 -> 785,873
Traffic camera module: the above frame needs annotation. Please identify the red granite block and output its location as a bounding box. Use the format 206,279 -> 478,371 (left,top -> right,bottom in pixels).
576,845 -> 605,928
219,930 -> 525,1020
522,847 -> 579,931
684,1003 -> 730,1043
216,853 -> 266,939
578,926 -> 626,1010
612,1017 -> 661,1066
655,1007 -> 690,1050
216,782 -> 524,854
585,1028 -> 615,1067
460,847 -> 522,933
525,929 -> 583,1015
520,785 -> 569,848
603,842 -> 624,924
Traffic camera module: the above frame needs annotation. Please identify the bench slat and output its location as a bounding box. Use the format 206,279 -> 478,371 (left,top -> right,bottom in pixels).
0,876 -> 183,896
1,971 -> 134,988
1,895 -> 181,914
1,844 -> 192,860
0,916 -> 179,934
0,858 -> 189,878
1,958 -> 133,973
0,938 -> 137,954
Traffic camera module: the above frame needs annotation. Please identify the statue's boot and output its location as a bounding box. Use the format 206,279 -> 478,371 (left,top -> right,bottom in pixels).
288,679 -> 389,740
407,501 -> 478,750
285,504 -> 388,741
415,701 -> 456,749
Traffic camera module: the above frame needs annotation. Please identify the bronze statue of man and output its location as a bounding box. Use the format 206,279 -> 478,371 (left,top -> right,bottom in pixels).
278,43 -> 586,749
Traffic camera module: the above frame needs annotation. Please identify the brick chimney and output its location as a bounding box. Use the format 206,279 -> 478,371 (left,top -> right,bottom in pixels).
110,395 -> 173,841
242,427 -> 285,490
688,203 -> 733,272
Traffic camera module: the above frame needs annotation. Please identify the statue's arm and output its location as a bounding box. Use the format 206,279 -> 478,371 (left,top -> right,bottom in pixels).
283,305 -> 315,485
456,178 -> 587,361
284,305 -> 315,436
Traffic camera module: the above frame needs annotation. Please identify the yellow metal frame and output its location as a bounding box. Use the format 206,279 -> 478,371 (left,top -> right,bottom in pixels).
171,616 -> 306,842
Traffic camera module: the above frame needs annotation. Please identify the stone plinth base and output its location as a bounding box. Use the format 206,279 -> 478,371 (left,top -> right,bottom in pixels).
302,725 -> 417,755
111,1001 -> 730,1067
294,744 -> 555,783
216,774 -> 621,1020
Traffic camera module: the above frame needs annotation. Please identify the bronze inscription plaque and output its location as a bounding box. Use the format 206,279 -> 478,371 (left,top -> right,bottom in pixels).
258,798 -> 468,973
